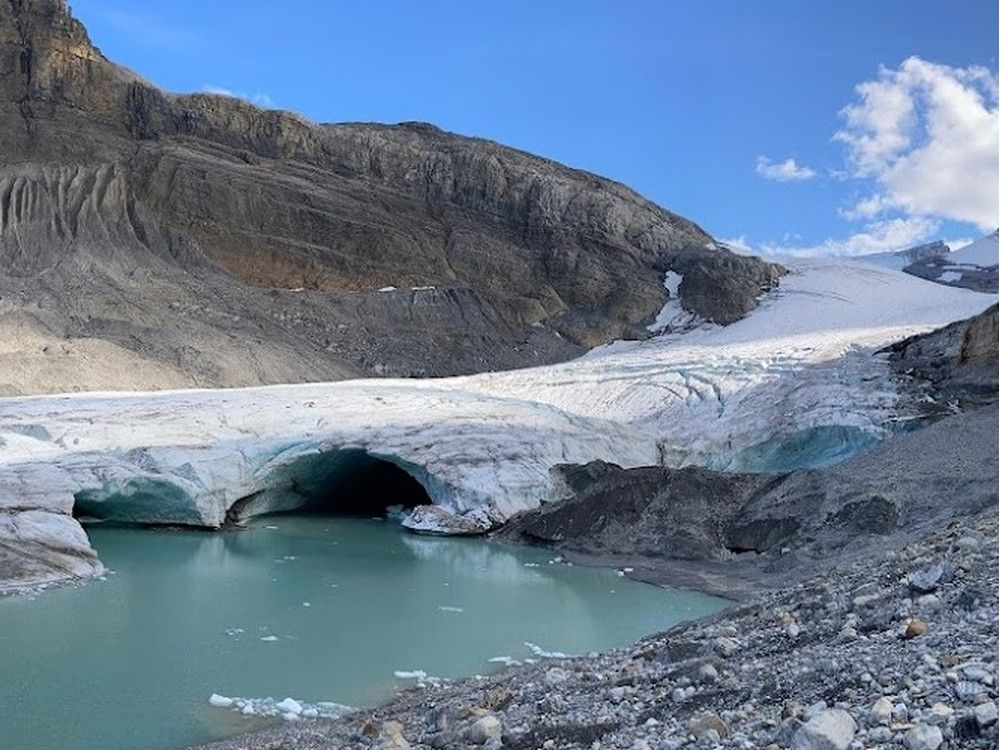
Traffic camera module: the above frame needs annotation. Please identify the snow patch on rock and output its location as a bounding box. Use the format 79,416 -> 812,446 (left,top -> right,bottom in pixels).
646,271 -> 710,334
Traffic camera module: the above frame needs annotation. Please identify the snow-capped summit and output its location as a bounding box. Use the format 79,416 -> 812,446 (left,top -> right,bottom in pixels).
856,231 -> 998,293
948,231 -> 1000,268
854,240 -> 950,271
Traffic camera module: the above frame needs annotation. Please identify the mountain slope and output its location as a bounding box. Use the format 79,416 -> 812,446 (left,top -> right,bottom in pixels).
0,0 -> 783,394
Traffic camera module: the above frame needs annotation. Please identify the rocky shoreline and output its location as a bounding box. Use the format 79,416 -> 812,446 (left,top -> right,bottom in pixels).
196,507 -> 998,749
195,399 -> 998,750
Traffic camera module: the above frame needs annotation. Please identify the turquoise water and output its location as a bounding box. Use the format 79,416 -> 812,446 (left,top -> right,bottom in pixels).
0,517 -> 727,750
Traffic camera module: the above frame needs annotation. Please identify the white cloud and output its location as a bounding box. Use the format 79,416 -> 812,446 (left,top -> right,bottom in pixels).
835,56 -> 999,231
718,235 -> 755,255
755,156 -> 817,182
838,194 -> 891,221
735,216 -> 940,258
202,85 -> 274,108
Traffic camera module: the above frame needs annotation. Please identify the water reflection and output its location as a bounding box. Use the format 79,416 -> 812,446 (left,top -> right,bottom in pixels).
0,516 -> 727,750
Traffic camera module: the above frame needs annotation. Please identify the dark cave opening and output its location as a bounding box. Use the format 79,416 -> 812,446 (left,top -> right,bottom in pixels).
226,448 -> 434,524
295,449 -> 432,517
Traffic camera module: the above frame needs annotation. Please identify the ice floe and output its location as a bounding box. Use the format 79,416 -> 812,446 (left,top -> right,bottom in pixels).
207,694 -> 351,721
524,642 -> 573,659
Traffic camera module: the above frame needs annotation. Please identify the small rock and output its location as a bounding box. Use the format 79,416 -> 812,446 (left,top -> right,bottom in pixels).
696,663 -> 719,683
467,714 -> 502,745
689,713 -> 729,740
714,636 -> 742,657
804,701 -> 828,720
904,724 -> 943,750
791,709 -> 856,750
545,667 -> 570,685
380,721 -> 410,749
783,701 -> 804,719
869,697 -> 893,726
908,565 -> 944,594
963,665 -> 992,683
836,625 -> 857,642
925,703 -> 953,725
904,618 -> 928,639
868,727 -> 893,742
974,701 -> 998,727
955,680 -> 986,703
954,535 -> 980,551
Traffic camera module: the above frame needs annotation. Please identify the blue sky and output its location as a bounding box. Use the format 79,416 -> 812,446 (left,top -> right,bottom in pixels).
72,0 -> 999,255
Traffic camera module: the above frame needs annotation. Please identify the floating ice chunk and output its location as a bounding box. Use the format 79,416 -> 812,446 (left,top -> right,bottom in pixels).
377,286 -> 397,292
260,635 -> 279,642
302,602 -> 311,607
524,642 -> 572,658
488,656 -> 521,666
394,670 -> 427,680
275,697 -> 303,715
211,696 -> 352,721
385,504 -> 407,521
522,562 -> 540,568
438,606 -> 464,613
264,525 -> 278,530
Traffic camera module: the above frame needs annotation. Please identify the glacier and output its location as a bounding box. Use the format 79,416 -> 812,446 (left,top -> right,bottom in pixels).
0,259 -> 994,590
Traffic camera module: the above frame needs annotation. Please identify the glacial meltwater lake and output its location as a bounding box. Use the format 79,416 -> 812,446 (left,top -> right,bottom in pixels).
0,516 -> 727,750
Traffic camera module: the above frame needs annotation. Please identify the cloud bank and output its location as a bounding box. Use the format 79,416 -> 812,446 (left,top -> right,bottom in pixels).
835,56 -> 998,232
742,57 -> 998,257
756,156 -> 816,182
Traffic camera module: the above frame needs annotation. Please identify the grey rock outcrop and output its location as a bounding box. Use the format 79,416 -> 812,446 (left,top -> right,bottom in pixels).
883,303 -> 998,413
0,0 -> 783,394
500,403 -> 999,596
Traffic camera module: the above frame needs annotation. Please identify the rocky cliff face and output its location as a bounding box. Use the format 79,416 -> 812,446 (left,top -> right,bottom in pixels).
883,304 -> 998,413
0,0 -> 783,394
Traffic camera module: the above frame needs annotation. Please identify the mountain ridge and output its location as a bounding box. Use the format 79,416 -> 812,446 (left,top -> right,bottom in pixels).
0,0 -> 784,394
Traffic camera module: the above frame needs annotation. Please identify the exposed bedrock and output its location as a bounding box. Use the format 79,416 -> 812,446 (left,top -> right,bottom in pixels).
883,303 -> 998,413
0,0 -> 784,394
500,405 -> 999,597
